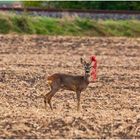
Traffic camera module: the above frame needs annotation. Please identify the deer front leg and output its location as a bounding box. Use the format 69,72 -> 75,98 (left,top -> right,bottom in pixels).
76,91 -> 81,111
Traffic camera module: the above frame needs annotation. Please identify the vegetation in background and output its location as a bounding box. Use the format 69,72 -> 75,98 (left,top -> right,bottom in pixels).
22,1 -> 140,11
0,13 -> 140,37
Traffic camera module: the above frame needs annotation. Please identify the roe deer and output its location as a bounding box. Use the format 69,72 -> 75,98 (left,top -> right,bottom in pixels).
44,57 -> 97,111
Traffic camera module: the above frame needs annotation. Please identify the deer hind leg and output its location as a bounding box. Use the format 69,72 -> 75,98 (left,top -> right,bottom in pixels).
72,93 -> 75,101
44,88 -> 59,110
44,91 -> 51,110
76,91 -> 81,111
44,82 -> 60,110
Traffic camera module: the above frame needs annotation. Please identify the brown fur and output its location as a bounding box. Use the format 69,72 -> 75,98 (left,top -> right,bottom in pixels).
44,58 -> 92,111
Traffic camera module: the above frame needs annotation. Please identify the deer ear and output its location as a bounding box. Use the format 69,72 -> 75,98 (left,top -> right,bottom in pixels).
80,58 -> 84,64
80,58 -> 86,65
89,59 -> 92,65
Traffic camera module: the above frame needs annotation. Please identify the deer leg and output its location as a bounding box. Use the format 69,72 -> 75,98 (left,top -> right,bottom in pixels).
47,91 -> 55,110
76,91 -> 81,111
47,94 -> 53,110
44,91 -> 51,110
72,93 -> 75,101
44,87 -> 59,110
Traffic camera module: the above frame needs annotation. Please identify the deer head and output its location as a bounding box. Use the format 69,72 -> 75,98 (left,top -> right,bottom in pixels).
80,56 -> 97,80
80,58 -> 92,75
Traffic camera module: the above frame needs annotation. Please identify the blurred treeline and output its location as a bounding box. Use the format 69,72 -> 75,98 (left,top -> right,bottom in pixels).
23,1 -> 140,10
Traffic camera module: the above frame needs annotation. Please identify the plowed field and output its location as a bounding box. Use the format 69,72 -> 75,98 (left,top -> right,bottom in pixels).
0,35 -> 140,138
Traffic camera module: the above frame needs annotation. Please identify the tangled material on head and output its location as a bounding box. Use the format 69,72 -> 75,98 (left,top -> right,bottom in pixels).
90,56 -> 97,81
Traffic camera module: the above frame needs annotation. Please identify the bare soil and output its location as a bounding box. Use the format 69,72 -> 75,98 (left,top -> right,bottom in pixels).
0,35 -> 140,139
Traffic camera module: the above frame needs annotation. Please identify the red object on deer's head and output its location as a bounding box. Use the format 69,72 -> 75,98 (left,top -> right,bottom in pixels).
90,56 -> 97,81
